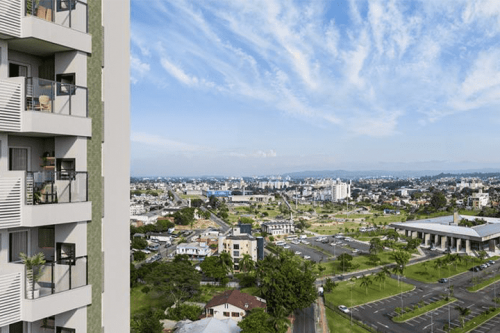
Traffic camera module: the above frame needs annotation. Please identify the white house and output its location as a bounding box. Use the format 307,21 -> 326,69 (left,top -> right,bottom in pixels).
261,221 -> 295,236
176,242 -> 212,259
205,290 -> 266,322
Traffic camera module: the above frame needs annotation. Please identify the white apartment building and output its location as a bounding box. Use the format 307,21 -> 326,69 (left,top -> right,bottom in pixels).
176,242 -> 212,259
0,1 -> 130,332
261,221 -> 295,236
331,179 -> 351,202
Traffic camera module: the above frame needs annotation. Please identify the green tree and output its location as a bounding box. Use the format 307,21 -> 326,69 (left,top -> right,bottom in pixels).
166,304 -> 203,321
200,254 -> 233,285
359,274 -> 373,295
145,260 -> 201,307
337,253 -> 354,272
391,250 -> 411,273
454,305 -> 471,328
406,238 -> 422,251
173,207 -> 196,226
368,254 -> 381,266
133,251 -> 146,262
240,254 -> 255,273
324,278 -> 338,292
478,250 -> 488,262
369,238 -> 384,254
256,251 -> 317,318
238,308 -> 275,333
268,305 -> 291,333
374,271 -> 387,290
130,309 -> 164,333
434,258 -> 443,278
132,237 -> 148,250
431,192 -> 447,210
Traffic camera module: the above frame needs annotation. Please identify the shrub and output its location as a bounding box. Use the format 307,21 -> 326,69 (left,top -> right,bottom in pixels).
141,286 -> 150,294
395,307 -> 402,314
269,236 -> 275,242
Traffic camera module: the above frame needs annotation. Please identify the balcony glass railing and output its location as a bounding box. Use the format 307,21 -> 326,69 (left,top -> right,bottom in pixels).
26,77 -> 88,117
25,256 -> 88,299
25,171 -> 88,205
26,0 -> 88,33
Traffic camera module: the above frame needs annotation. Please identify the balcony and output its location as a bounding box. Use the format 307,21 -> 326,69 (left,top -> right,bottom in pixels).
0,171 -> 91,230
0,0 -> 91,53
0,77 -> 91,136
14,257 -> 91,322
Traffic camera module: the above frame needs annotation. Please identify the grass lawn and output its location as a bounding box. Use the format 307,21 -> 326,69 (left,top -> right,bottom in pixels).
240,286 -> 260,297
325,308 -> 369,333
308,222 -> 364,235
450,307 -> 500,333
393,297 -> 457,322
179,194 -> 203,199
468,274 -> 500,292
317,251 -> 398,276
194,285 -> 236,303
405,256 -> 498,283
130,286 -> 164,316
324,277 -> 414,307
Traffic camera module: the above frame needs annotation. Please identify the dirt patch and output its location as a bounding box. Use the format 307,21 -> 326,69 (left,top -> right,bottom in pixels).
174,219 -> 218,230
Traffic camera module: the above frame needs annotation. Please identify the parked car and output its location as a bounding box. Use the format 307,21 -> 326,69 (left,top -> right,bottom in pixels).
283,245 -> 290,249
480,264 -> 488,270
438,278 -> 448,283
488,260 -> 496,265
352,249 -> 359,254
302,241 -> 310,245
292,240 -> 300,245
304,255 -> 311,260
295,251 -> 301,255
338,305 -> 350,314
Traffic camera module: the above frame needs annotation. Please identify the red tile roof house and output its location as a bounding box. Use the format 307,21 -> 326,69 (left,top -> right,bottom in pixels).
204,290 -> 266,322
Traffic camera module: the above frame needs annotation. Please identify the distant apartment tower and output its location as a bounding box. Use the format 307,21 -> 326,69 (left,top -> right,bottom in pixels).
0,1 -> 130,333
331,179 -> 351,202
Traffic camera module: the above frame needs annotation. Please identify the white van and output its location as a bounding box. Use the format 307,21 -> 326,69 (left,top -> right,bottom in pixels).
299,235 -> 307,239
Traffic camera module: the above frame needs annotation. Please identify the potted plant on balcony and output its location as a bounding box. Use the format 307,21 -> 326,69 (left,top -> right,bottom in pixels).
20,252 -> 46,299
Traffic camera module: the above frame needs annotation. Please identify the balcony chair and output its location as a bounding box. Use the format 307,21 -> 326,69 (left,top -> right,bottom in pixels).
39,95 -> 52,112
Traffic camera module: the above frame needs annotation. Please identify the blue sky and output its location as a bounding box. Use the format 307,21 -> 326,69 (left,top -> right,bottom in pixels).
130,0 -> 500,177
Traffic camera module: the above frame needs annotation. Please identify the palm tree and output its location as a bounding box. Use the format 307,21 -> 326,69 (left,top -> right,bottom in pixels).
434,258 -> 443,278
240,254 -> 255,273
453,254 -> 462,270
219,252 -> 233,274
374,271 -> 386,290
359,275 -> 373,295
381,265 -> 391,278
268,305 -> 291,333
454,305 -> 471,328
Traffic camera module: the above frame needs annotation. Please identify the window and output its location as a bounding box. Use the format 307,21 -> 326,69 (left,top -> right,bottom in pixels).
9,63 -> 28,77
9,148 -> 28,171
9,231 -> 28,262
56,73 -> 76,96
57,243 -> 75,264
57,0 -> 76,11
233,251 -> 239,257
233,244 -> 239,250
38,226 -> 55,248
232,312 -> 240,317
223,312 -> 230,317
224,303 -> 229,309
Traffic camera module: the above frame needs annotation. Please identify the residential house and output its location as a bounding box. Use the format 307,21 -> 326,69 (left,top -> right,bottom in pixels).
204,290 -> 266,322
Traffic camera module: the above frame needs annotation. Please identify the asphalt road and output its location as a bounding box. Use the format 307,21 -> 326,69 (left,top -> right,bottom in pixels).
293,305 -> 316,333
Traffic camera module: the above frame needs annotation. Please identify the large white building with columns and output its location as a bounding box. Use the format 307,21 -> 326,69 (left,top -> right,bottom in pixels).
391,213 -> 500,254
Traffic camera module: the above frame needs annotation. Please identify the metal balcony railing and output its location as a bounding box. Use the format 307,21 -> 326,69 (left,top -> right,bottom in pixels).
25,0 -> 88,33
25,255 -> 88,299
25,171 -> 88,205
25,77 -> 88,117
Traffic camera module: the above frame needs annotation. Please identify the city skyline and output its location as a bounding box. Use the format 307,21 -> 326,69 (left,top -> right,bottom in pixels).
131,0 -> 500,176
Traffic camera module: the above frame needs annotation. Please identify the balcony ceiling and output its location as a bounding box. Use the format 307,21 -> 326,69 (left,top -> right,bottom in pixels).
8,38 -> 72,57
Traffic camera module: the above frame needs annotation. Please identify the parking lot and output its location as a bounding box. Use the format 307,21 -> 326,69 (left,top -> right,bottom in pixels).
349,261 -> 500,333
276,235 -> 372,263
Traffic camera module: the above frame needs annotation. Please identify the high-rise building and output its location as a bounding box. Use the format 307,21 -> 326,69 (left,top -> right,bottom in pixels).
0,1 -> 130,332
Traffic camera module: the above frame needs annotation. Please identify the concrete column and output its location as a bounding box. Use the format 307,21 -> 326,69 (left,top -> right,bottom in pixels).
412,231 -> 418,239
435,234 -> 439,246
424,233 -> 430,246
489,240 -> 496,252
466,239 -> 471,253
456,238 -> 462,252
441,236 -> 447,250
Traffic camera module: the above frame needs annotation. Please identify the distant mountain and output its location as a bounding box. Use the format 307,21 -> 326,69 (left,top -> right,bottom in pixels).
284,169 -> 500,179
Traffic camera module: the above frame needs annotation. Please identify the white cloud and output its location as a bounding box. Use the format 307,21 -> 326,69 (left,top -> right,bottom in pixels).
131,132 -> 204,153
228,149 -> 278,158
130,54 -> 150,84
132,0 -> 500,136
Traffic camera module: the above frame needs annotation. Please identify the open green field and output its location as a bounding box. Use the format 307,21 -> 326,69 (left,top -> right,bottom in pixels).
130,286 -> 164,316
324,276 -> 414,307
325,308 -> 369,333
308,222 -> 364,235
318,251 -> 400,276
404,256 -> 498,283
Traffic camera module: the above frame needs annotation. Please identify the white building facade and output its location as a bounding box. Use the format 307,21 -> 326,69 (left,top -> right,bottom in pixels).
0,1 -> 130,332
